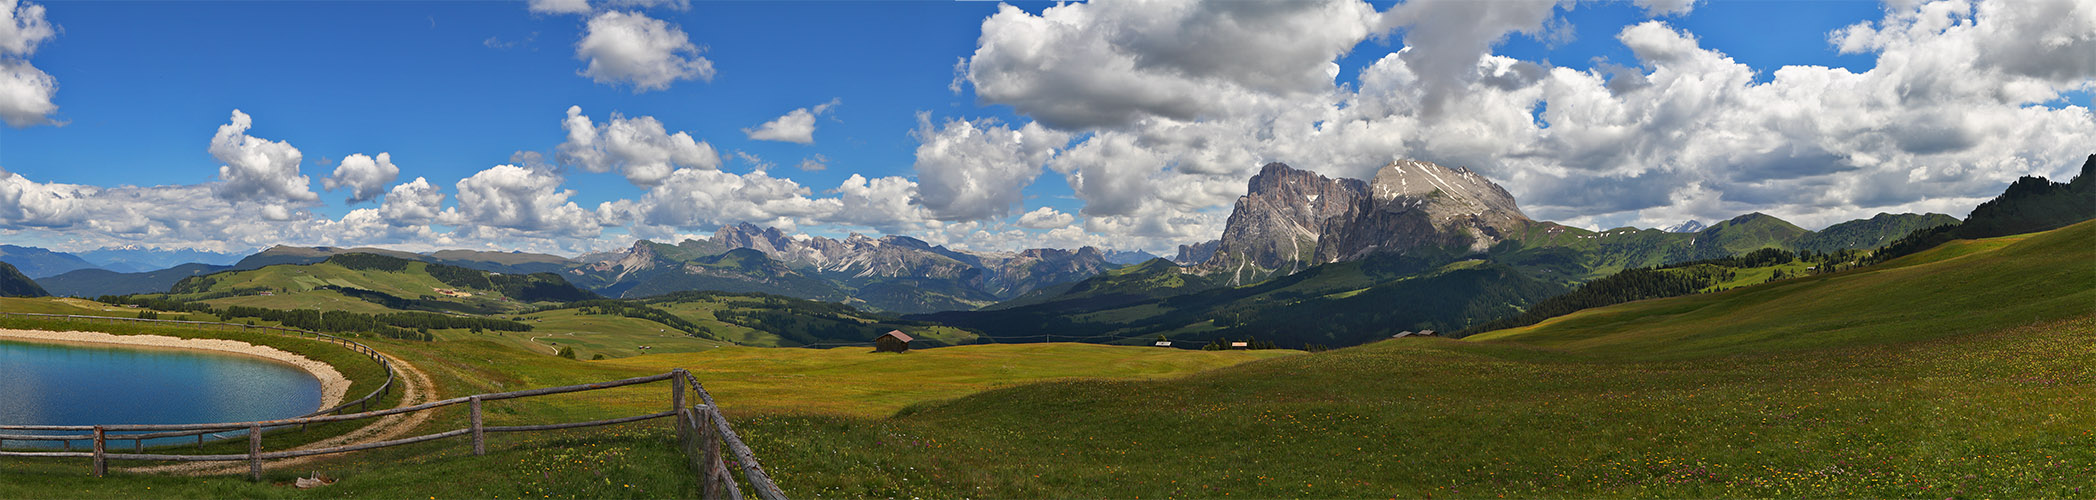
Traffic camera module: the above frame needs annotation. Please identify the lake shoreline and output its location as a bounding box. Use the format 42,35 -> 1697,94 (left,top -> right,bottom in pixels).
0,329 -> 351,412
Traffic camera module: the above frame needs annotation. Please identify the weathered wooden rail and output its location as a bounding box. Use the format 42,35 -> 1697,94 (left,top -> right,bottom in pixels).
0,362 -> 784,499
0,311 -> 397,450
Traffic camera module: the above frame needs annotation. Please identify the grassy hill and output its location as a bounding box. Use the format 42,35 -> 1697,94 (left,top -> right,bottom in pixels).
0,261 -> 49,297
730,221 -> 2095,497
35,262 -> 230,297
154,253 -> 595,315
1469,219 -> 2096,357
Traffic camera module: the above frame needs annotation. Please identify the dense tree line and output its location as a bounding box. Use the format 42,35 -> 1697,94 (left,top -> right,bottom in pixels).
99,294 -> 214,313
713,308 -> 890,346
94,294 -> 534,341
325,253 -> 413,272
1660,247 -> 1794,270
319,285 -> 493,315
538,299 -> 717,340
1457,266 -> 1726,336
425,262 -> 597,302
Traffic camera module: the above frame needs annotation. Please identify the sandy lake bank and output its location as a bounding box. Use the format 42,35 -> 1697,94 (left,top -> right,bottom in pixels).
0,329 -> 352,412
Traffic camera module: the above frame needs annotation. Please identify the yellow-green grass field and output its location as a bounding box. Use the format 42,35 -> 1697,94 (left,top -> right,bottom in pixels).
601,343 -> 1298,417
172,261 -> 536,314
485,308 -> 734,359
0,305 -> 1290,498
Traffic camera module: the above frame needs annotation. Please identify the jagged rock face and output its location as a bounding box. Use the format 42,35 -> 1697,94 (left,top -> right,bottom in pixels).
1313,160 -> 1531,262
972,247 -> 1114,297
1174,240 -> 1219,266
1198,163 -> 1369,282
1665,220 -> 1707,233
712,223 -> 977,280
708,222 -> 1113,298
580,240 -> 663,283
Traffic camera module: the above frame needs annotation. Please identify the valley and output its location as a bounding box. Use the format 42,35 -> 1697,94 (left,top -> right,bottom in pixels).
0,156 -> 2087,498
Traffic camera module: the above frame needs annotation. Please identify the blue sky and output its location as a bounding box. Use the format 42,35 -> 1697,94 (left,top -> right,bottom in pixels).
0,0 -> 2090,256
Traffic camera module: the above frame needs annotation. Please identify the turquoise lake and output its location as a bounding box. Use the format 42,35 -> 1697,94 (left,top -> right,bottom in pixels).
0,339 -> 323,444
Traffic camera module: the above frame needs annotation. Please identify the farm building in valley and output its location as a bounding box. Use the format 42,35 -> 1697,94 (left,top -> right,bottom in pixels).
875,330 -> 913,353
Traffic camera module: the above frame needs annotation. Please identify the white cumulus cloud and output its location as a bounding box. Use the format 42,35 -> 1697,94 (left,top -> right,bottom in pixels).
377,177 -> 446,226
962,0 -> 1379,130
576,11 -> 714,92
323,152 -> 401,204
557,105 -> 721,186
208,110 -> 317,218
448,164 -> 601,238
1014,206 -> 1074,229
909,114 -> 1070,222
528,0 -> 591,15
744,98 -> 839,144
0,0 -> 57,127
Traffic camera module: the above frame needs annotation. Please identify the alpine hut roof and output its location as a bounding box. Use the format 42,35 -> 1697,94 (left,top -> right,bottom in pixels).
881,330 -> 913,342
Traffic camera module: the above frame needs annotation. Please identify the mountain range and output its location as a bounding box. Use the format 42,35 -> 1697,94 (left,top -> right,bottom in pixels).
37,222 -> 1120,314
917,159 -> 1981,348
566,223 -> 1117,313
27,155 -> 2085,329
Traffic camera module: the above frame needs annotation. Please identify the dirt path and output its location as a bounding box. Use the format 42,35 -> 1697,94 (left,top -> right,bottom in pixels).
127,348 -> 440,476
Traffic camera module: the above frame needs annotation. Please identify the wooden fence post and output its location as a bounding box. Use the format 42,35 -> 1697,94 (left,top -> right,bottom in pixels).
248,425 -> 263,482
471,396 -> 486,456
91,426 -> 106,478
671,371 -> 687,443
702,407 -> 724,500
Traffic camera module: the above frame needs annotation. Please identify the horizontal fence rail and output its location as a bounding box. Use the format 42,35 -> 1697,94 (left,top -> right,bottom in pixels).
0,361 -> 784,500
0,312 -> 397,450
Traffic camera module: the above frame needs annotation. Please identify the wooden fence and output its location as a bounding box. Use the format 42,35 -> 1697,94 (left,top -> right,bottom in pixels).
0,368 -> 784,499
0,311 -> 397,450
0,312 -> 784,499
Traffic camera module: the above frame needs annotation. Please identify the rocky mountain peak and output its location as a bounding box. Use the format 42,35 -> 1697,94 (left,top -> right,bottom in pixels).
1196,159 -> 1534,283
1197,163 -> 1370,283
1366,159 -> 1526,220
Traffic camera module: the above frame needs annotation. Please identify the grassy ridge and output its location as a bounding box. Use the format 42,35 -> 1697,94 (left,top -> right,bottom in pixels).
1469,220 -> 2095,358
719,222 -> 2095,497
603,343 -> 1297,418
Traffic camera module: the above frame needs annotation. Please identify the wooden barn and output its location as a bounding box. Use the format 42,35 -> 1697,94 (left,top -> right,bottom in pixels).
874,330 -> 913,353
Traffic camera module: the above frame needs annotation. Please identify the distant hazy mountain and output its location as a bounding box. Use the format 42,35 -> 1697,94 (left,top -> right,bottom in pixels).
1664,220 -> 1706,233
570,223 -> 1118,313
37,263 -> 232,298
232,245 -> 576,275
78,247 -> 241,272
1103,249 -> 1160,265
0,245 -> 97,278
1174,240 -> 1219,266
0,261 -> 50,297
